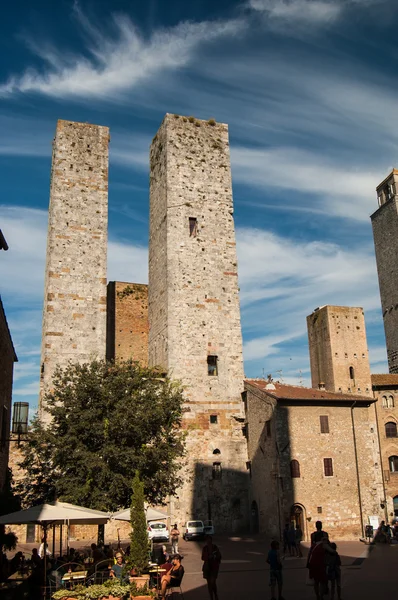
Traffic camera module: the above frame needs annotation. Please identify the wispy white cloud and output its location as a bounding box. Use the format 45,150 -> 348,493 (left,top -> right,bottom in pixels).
247,0 -> 341,24
0,7 -> 245,100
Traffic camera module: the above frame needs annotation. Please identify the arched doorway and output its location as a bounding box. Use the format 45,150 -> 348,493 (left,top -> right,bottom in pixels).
251,501 -> 259,533
291,504 -> 306,539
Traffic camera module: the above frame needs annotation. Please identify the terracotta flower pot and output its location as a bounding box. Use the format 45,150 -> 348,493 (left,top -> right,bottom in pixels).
130,575 -> 150,589
131,596 -> 153,600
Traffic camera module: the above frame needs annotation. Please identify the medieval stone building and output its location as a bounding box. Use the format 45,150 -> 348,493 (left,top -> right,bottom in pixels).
148,114 -> 249,531
39,120 -> 109,422
371,170 -> 398,374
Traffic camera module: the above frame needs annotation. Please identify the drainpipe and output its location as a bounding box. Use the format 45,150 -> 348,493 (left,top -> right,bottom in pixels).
351,401 -> 364,537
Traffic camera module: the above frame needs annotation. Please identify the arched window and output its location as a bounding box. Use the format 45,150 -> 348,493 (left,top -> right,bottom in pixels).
290,460 -> 300,478
382,396 -> 388,408
213,448 -> 221,455
388,395 -> 395,408
389,456 -> 398,473
349,366 -> 355,381
385,422 -> 397,438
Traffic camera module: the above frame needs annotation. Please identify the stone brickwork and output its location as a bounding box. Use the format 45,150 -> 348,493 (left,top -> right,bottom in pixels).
0,299 -> 17,491
106,282 -> 148,365
307,306 -> 372,397
371,170 -> 398,374
372,374 -> 398,519
39,120 -> 109,421
245,380 -> 385,540
148,114 -> 249,531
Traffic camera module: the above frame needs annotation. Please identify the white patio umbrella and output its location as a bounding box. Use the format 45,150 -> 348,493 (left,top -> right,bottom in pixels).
0,501 -> 111,589
112,505 -> 168,522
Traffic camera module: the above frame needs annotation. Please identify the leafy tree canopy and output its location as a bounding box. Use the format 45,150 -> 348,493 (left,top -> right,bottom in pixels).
16,360 -> 185,511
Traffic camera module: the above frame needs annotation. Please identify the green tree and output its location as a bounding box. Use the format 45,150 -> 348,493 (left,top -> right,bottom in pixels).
129,471 -> 149,575
16,360 -> 185,511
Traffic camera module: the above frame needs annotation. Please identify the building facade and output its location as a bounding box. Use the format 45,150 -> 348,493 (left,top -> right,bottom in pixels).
0,298 -> 18,491
245,379 -> 385,540
148,114 -> 249,531
371,170 -> 398,374
372,374 -> 398,519
307,305 -> 372,397
106,282 -> 148,365
39,120 -> 109,421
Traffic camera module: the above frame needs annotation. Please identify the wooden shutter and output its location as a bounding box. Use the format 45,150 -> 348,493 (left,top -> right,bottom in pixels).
290,460 -> 300,478
320,415 -> 329,433
324,458 -> 333,476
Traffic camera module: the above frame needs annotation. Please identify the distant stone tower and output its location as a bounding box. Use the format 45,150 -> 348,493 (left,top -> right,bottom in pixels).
371,170 -> 398,374
106,282 -> 148,365
39,120 -> 109,421
148,114 -> 249,531
307,305 -> 372,396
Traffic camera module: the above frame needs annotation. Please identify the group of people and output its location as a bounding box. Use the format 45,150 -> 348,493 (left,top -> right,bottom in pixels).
282,522 -> 303,557
267,520 -> 342,600
374,519 -> 398,543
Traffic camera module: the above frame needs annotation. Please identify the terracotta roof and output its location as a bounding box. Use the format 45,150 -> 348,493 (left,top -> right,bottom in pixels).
244,379 -> 374,404
371,374 -> 398,387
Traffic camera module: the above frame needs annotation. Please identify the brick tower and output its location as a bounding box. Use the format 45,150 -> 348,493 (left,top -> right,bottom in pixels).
39,120 -> 109,422
307,305 -> 372,396
148,114 -> 249,531
371,170 -> 398,374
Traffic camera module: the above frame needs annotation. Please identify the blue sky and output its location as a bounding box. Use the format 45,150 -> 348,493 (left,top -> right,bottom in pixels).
0,0 -> 395,414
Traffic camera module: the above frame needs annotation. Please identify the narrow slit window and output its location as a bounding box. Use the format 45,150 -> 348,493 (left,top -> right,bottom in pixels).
189,217 -> 198,237
324,458 -> 334,477
320,415 -> 329,434
207,355 -> 218,376
290,460 -> 300,478
349,366 -> 355,380
212,462 -> 222,480
265,420 -> 271,437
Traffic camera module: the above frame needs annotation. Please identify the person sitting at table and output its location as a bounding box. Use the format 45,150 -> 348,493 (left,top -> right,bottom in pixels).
110,552 -> 128,582
159,554 -> 184,599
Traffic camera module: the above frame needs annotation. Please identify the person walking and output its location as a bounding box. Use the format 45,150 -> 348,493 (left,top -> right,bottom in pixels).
171,524 -> 180,554
288,523 -> 297,557
267,540 -> 284,600
310,521 -> 328,545
308,533 -> 336,600
326,542 -> 342,600
202,535 -> 222,600
295,524 -> 303,557
282,523 -> 291,557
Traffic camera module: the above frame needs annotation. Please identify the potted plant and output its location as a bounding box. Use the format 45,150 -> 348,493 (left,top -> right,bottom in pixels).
85,584 -> 110,600
129,581 -> 156,600
127,472 -> 150,590
102,579 -> 130,600
52,585 -> 86,600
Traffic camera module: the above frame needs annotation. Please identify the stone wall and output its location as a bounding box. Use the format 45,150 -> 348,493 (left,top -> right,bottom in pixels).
307,306 -> 372,396
106,282 -> 148,365
0,300 -> 17,491
39,120 -> 109,422
371,190 -> 398,374
245,381 -> 384,540
148,114 -> 249,531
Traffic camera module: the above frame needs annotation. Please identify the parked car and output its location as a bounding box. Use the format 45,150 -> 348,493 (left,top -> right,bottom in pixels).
204,520 -> 215,535
182,520 -> 205,540
147,521 -> 170,542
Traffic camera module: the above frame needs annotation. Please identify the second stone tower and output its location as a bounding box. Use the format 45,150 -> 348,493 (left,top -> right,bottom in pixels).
148,114 -> 249,531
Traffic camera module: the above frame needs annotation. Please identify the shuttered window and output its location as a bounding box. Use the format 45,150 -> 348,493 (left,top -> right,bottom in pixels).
290,460 -> 300,478
320,415 -> 329,433
324,458 -> 333,477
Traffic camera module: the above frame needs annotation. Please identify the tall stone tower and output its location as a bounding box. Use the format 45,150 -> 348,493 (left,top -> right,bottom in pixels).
371,170 -> 398,374
148,114 -> 249,531
307,305 -> 372,396
39,120 -> 109,421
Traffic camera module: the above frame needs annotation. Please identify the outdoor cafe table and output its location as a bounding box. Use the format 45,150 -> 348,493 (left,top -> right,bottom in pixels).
61,570 -> 88,583
148,567 -> 166,591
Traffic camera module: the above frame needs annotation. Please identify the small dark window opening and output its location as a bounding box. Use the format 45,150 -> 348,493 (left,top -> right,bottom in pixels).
242,424 -> 248,439
317,506 -> 323,514
189,217 -> 198,237
389,455 -> 398,472
213,448 -> 221,455
385,422 -> 397,438
320,416 -> 329,434
207,355 -> 218,376
40,363 -> 45,378
265,420 -> 271,436
290,460 -> 300,478
212,462 -> 222,480
324,458 -> 334,477
349,366 -> 355,381
210,415 -> 218,424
